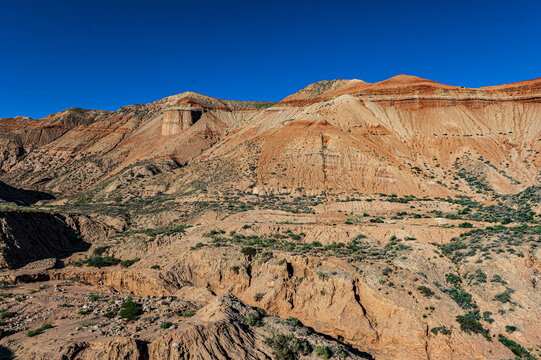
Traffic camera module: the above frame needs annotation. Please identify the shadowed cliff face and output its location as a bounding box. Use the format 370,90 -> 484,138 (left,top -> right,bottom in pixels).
0,180 -> 54,205
0,209 -> 117,269
0,211 -> 87,268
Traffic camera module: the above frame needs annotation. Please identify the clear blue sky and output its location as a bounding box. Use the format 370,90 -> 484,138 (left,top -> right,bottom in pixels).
1,0 -> 540,118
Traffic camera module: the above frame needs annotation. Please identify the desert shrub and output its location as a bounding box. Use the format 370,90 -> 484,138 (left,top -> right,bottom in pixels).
286,316 -> 302,327
160,321 -> 173,329
85,256 -> 121,268
491,274 -> 507,285
315,346 -> 332,359
316,271 -> 330,281
120,258 -> 140,268
418,286 -> 435,298
245,312 -> 261,327
430,326 -> 452,335
472,269 -> 487,284
459,222 -> 473,228
178,309 -> 196,317
445,273 -> 462,286
93,246 -> 108,256
498,335 -> 535,359
445,288 -> 473,309
79,319 -> 92,328
456,310 -> 490,340
505,325 -> 517,333
119,296 -> 142,321
482,311 -> 494,323
26,323 -> 52,337
264,333 -> 312,360
241,246 -> 257,257
0,308 -> 15,320
494,288 -> 514,303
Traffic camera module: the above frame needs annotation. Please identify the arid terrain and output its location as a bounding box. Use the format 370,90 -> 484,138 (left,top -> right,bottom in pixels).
0,75 -> 540,359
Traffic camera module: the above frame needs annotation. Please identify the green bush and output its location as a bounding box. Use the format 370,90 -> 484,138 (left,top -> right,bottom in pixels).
430,326 -> 452,335
445,273 -> 462,287
245,312 -> 261,327
315,346 -> 332,359
178,309 -> 196,317
505,325 -> 517,333
494,288 -> 514,303
160,321 -> 173,329
85,256 -> 121,268
286,316 -> 302,327
119,296 -> 142,321
241,246 -> 257,257
264,333 -> 312,360
491,274 -> 507,285
418,286 -> 435,298
459,222 -> 473,228
27,323 -> 52,337
498,335 -> 535,359
120,258 -> 140,268
456,310 -> 490,340
445,288 -> 473,309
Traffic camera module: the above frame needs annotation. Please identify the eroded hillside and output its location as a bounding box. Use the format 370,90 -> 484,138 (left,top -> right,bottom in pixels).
0,75 -> 540,360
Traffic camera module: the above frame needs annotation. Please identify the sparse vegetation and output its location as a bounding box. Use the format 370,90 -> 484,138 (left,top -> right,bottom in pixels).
264,333 -> 312,360
26,323 -> 52,337
178,309 -> 196,317
498,335 -> 535,359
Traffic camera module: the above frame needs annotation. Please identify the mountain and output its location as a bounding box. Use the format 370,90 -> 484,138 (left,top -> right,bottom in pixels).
1,75 -> 539,199
0,76 -> 540,360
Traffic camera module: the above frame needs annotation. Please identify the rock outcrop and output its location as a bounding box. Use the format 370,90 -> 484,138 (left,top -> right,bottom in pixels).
162,107 -> 203,135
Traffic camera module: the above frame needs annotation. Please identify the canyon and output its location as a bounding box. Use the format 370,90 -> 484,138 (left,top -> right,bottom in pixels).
0,75 -> 540,359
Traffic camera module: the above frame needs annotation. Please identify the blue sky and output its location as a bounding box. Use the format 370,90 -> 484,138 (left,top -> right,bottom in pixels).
1,0 -> 540,118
